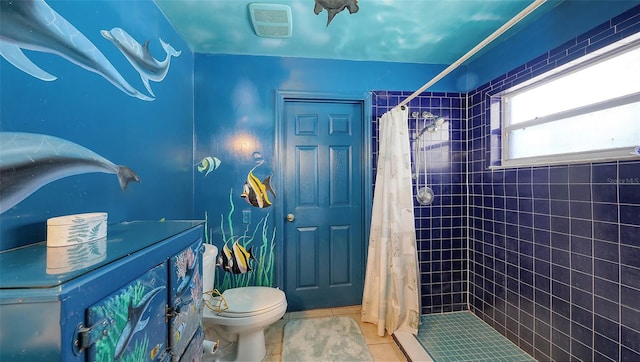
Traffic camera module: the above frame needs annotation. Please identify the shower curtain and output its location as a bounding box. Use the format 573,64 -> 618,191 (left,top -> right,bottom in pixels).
362,106 -> 420,337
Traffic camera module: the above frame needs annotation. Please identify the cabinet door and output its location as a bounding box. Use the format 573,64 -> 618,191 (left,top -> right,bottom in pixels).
87,263 -> 168,362
168,240 -> 203,361
179,327 -> 204,362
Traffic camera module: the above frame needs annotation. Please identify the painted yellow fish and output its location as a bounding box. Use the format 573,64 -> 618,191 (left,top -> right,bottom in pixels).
241,167 -> 276,208
149,343 -> 163,360
231,241 -> 256,274
175,322 -> 185,342
216,243 -> 234,273
216,240 -> 256,274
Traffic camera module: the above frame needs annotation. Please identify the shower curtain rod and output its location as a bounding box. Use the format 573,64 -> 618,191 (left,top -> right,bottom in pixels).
397,0 -> 547,109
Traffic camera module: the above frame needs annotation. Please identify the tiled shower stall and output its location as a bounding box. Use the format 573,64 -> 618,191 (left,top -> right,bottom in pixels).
373,5 -> 640,362
372,91 -> 469,315
467,8 -> 640,361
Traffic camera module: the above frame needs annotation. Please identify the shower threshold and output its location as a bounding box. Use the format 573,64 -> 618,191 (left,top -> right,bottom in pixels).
393,330 -> 434,362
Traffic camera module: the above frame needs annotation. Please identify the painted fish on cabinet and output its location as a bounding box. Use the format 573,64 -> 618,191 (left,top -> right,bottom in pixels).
114,286 -> 166,361
101,27 -> 182,98
0,132 -> 140,214
0,0 -> 153,101
88,264 -> 167,361
172,245 -> 201,309
169,244 -> 203,360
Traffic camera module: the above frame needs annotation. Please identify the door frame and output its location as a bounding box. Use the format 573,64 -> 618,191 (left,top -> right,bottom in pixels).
273,90 -> 373,293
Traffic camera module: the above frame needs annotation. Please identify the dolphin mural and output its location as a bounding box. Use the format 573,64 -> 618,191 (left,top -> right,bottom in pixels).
0,132 -> 141,214
0,41 -> 57,81
101,28 -> 181,98
114,286 -> 165,361
0,0 -> 153,101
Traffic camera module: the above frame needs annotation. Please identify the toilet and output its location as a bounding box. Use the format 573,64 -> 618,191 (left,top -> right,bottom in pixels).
201,244 -> 287,362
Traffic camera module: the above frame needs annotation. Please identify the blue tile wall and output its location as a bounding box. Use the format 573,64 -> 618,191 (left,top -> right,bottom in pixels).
371,91 -> 468,314
467,6 -> 640,361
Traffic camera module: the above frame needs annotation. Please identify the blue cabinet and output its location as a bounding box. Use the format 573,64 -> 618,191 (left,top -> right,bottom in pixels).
0,220 -> 205,362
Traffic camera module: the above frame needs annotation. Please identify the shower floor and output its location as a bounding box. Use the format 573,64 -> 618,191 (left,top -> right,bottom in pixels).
395,311 -> 535,362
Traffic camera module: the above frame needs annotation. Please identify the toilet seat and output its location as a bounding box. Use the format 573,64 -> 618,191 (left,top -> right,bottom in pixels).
205,286 -> 286,318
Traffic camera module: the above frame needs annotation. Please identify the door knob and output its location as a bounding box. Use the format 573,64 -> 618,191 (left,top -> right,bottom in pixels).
286,213 -> 295,222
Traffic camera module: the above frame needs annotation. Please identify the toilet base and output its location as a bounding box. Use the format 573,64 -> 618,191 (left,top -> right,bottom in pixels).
203,327 -> 266,362
236,329 -> 266,362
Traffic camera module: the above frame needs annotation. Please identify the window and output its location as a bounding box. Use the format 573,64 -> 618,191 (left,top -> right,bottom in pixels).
494,34 -> 640,167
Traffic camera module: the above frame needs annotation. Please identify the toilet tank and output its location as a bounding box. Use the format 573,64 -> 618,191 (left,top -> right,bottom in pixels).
203,244 -> 218,292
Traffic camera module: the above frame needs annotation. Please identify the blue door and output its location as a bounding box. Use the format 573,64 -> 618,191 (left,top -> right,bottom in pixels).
283,99 -> 365,311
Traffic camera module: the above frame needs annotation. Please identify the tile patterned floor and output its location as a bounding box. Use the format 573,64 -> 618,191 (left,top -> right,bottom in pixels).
414,311 -> 536,362
262,305 -> 407,362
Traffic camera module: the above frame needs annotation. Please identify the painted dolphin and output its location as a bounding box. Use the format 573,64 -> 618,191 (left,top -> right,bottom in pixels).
0,0 -> 153,101
0,132 -> 141,214
114,286 -> 165,361
101,28 -> 181,98
0,41 -> 57,81
314,0 -> 359,26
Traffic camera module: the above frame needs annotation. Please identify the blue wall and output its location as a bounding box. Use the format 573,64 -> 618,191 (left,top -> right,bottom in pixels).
465,0 -> 640,91
0,0 -> 194,250
192,55 -> 466,288
467,5 -> 640,361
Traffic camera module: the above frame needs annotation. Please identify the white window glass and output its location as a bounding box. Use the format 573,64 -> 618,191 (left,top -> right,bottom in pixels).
508,48 -> 640,124
507,102 -> 640,159
499,35 -> 640,167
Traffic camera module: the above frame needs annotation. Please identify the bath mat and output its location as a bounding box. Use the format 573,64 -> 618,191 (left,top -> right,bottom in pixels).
282,316 -> 373,362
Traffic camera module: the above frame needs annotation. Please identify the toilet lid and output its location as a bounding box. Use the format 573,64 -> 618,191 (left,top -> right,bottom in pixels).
220,286 -> 285,317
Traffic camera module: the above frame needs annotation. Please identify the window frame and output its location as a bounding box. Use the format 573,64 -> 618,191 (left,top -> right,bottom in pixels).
494,33 -> 640,168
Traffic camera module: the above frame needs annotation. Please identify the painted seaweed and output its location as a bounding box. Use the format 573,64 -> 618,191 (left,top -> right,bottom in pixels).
207,189 -> 276,292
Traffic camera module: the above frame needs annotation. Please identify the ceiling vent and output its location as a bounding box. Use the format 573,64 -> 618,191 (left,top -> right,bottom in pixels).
248,3 -> 292,38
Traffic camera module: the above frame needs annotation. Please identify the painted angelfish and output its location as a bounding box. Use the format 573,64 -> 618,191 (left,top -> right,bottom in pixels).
216,243 -> 235,273
231,241 -> 256,274
241,165 -> 276,208
196,156 -> 221,176
314,0 -> 359,26
216,240 -> 256,274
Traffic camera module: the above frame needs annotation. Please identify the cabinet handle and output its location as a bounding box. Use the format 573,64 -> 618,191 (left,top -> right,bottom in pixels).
72,318 -> 114,356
